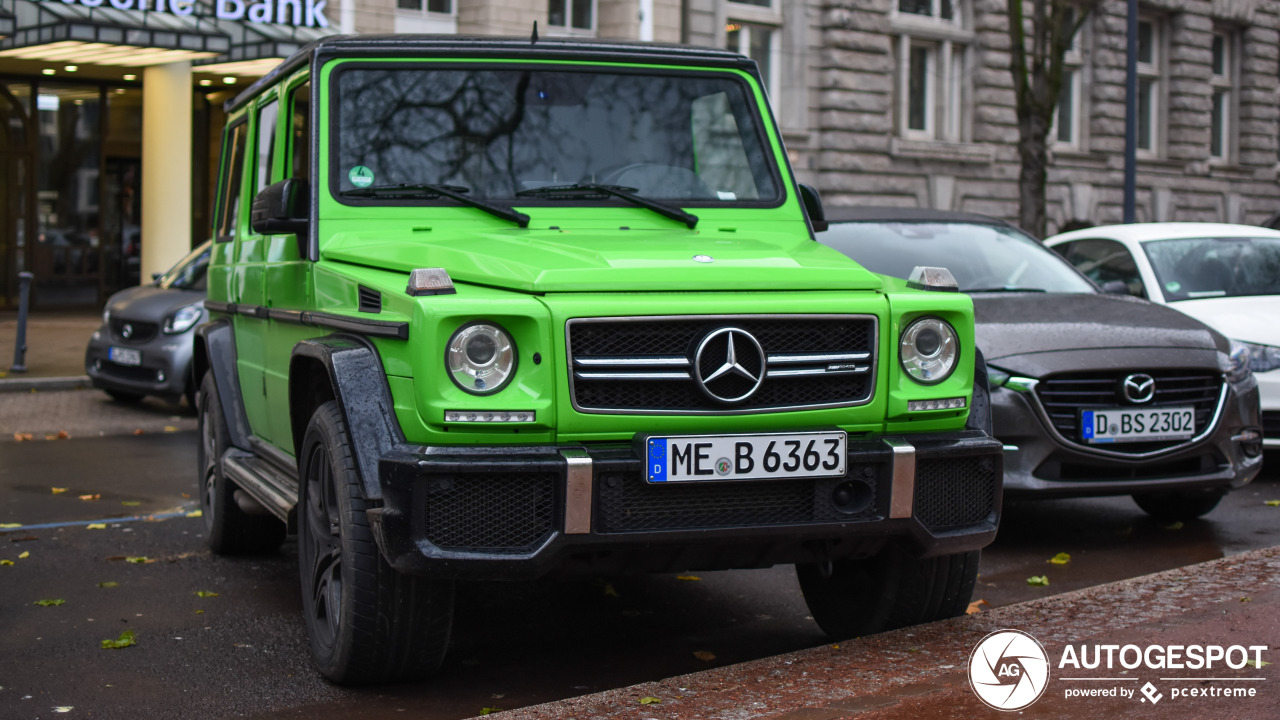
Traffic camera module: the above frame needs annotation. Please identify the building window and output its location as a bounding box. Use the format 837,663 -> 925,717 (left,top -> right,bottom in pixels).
1136,17 -> 1161,154
396,0 -> 450,12
1210,30 -> 1234,161
892,1 -> 967,141
726,22 -> 776,92
394,0 -> 454,33
549,0 -> 595,33
1054,7 -> 1084,147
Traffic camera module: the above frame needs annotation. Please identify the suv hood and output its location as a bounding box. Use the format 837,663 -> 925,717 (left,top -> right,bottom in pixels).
322,228 -> 885,293
976,292 -> 1226,363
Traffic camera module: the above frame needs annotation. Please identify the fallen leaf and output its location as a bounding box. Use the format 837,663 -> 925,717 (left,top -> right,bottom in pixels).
57,430 -> 70,440
101,629 -> 136,649
966,599 -> 990,615
195,591 -> 219,598
0,523 -> 21,529
98,581 -> 119,588
1027,575 -> 1050,587
639,697 -> 661,705
693,650 -> 716,662
45,434 -> 59,441
1048,552 -> 1071,565
51,488 -> 68,495
121,501 -> 141,507
186,510 -> 203,518
195,610 -> 204,614
0,560 -> 12,566
1265,500 -> 1280,507
18,551 -> 29,559
1246,659 -> 1272,668
13,432 -> 33,442
164,426 -> 179,433
133,429 -> 144,435
1164,521 -> 1184,531
53,707 -> 73,713
602,583 -> 619,598
480,709 -> 503,716
86,524 -> 107,530
125,556 -> 151,564
78,494 -> 101,502
676,575 -> 702,581
10,536 -> 38,543
34,598 -> 65,607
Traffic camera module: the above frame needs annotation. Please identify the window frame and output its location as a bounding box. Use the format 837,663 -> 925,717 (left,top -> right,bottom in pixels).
1135,16 -> 1163,156
1052,7 -> 1085,149
890,0 -> 969,142
1209,29 -> 1235,163
547,0 -> 597,35
214,118 -> 249,243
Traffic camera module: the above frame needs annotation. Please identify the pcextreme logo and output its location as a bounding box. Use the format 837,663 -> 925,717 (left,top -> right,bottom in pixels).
968,629 -> 1051,711
968,629 -> 1270,711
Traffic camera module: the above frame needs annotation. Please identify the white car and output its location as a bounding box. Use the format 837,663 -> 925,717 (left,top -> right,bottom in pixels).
1045,223 -> 1279,448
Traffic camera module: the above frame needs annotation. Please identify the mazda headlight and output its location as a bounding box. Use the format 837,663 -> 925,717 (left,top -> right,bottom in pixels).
900,317 -> 959,385
163,304 -> 203,334
1234,340 -> 1280,375
447,322 -> 516,395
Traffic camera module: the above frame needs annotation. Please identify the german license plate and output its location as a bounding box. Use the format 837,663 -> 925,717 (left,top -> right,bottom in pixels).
1081,406 -> 1195,444
646,431 -> 846,483
108,346 -> 142,366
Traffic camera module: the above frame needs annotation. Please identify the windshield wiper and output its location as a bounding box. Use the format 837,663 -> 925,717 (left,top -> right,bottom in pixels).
516,183 -> 698,229
963,287 -> 1049,293
343,183 -> 530,228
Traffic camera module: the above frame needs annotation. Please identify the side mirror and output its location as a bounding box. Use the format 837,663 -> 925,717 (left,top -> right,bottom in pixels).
1100,280 -> 1130,295
798,183 -> 828,233
251,178 -> 308,236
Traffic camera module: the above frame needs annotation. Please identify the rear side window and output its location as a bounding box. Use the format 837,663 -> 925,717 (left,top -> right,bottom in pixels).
290,81 -> 311,181
216,121 -> 249,242
255,100 -> 280,194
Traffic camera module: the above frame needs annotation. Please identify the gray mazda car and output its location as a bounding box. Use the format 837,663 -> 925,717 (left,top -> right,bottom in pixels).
85,240 -> 210,407
818,208 -> 1262,520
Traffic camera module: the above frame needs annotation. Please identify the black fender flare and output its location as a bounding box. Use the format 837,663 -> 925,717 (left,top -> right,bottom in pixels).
194,319 -> 253,450
289,335 -> 404,500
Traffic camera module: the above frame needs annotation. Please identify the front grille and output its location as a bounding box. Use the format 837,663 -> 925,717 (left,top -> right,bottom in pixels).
913,456 -> 999,531
568,315 -> 876,414
596,471 -> 877,533
1034,370 -> 1223,454
423,473 -> 556,553
1263,411 -> 1280,439
110,318 -> 159,343
98,361 -> 160,383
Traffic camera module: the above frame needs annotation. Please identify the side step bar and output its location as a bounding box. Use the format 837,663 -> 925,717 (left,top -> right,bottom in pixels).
222,449 -> 300,532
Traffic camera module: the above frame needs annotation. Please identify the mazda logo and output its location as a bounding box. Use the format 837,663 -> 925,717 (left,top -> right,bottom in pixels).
1121,373 -> 1156,404
121,323 -> 134,340
694,327 -> 766,404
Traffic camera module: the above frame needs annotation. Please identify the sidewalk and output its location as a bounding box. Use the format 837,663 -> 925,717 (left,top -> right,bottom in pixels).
497,546 -> 1280,719
0,310 -> 100,390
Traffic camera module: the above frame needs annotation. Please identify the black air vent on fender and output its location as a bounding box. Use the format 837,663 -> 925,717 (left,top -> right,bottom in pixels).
357,285 -> 382,314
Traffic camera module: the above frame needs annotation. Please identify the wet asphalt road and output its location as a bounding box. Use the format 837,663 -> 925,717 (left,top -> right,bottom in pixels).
1,413 -> 1277,719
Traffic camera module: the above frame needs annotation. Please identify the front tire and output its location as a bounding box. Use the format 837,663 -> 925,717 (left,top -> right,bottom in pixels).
298,401 -> 455,684
196,372 -> 285,555
796,545 -> 980,639
1132,488 -> 1226,521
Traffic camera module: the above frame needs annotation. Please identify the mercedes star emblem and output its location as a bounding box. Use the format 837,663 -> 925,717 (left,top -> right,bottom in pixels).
1121,373 -> 1156,404
694,327 -> 766,403
121,323 -> 134,339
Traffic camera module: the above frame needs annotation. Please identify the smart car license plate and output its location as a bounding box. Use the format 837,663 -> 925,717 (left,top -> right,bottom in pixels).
1080,406 -> 1195,444
108,346 -> 142,366
645,431 -> 846,483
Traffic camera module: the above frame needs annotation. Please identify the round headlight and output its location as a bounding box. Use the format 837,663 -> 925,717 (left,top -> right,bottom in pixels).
900,317 -> 959,385
446,322 -> 516,395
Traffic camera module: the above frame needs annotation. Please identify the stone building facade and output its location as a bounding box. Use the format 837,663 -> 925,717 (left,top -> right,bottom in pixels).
332,0 -> 1280,233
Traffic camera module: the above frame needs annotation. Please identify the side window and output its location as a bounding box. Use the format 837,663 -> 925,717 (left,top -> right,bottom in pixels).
256,100 -> 280,194
289,81 -> 311,181
216,121 -> 248,242
1060,238 -> 1145,298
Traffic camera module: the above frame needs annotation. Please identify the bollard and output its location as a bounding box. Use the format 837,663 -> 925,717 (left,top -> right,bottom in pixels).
10,271 -> 32,373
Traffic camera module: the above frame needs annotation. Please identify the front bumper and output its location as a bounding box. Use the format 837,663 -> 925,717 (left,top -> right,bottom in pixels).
1256,368 -> 1280,447
367,431 -> 1003,579
84,324 -> 194,400
995,379 -> 1263,498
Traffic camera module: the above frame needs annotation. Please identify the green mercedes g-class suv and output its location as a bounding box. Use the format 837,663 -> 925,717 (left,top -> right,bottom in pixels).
194,34 -> 1003,684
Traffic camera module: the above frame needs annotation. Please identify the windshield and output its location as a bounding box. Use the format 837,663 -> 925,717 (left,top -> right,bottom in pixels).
159,243 -> 210,291
1141,236 -> 1280,301
818,221 -> 1096,293
331,65 -> 779,204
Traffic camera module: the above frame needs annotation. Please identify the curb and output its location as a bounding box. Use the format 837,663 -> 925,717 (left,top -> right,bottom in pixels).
0,375 -> 91,393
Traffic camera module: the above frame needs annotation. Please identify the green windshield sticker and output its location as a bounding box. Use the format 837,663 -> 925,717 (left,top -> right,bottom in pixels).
349,166 -> 374,188
1165,281 -> 1181,293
